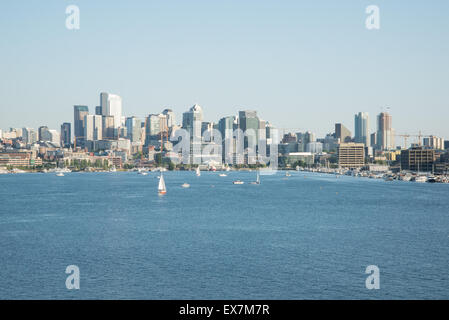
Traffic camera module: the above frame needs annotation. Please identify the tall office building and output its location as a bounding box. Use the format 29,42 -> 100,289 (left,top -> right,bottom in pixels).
41,129 -> 60,145
22,128 -> 38,145
125,116 -> 142,143
335,123 -> 352,143
95,106 -> 102,115
162,108 -> 176,128
376,112 -> 395,150
60,123 -> 71,148
181,105 -> 204,163
238,110 -> 259,150
370,133 -> 377,148
102,116 -> 115,140
38,126 -> 48,141
354,112 -> 370,147
145,114 -> 166,146
100,92 -> 122,128
84,115 -> 102,141
74,105 -> 89,142
218,116 -> 235,163
182,104 -> 203,141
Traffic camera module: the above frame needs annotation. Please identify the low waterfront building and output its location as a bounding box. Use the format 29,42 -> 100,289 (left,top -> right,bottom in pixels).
400,147 -> 435,172
281,152 -> 314,166
0,150 -> 43,167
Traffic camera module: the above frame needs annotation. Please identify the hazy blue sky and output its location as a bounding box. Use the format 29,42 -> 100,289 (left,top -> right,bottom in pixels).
1,0 -> 448,141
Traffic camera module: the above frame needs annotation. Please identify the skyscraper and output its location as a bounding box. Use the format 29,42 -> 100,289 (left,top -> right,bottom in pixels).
100,92 -> 122,129
218,116 -> 235,163
335,123 -> 351,143
125,116 -> 142,143
376,112 -> 395,150
41,129 -> 60,145
182,104 -> 203,141
84,115 -> 102,141
162,108 -> 176,128
22,128 -> 37,145
102,116 -> 115,140
145,114 -> 166,146
181,104 -> 204,163
74,105 -> 89,142
238,110 -> 259,150
354,112 -> 370,147
60,123 -> 71,148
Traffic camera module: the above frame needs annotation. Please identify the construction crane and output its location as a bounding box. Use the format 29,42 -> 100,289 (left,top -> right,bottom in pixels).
395,131 -> 432,149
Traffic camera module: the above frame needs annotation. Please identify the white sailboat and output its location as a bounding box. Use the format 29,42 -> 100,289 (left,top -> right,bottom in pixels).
196,167 -> 201,177
158,172 -> 167,195
251,170 -> 260,185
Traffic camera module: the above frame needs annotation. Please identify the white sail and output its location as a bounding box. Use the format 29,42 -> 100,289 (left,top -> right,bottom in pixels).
158,173 -> 166,193
256,170 -> 260,184
196,167 -> 201,176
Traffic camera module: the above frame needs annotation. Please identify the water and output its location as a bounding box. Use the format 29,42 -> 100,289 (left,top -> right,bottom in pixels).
0,171 -> 448,299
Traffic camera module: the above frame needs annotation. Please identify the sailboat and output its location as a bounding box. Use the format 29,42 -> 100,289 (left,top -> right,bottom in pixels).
158,172 -> 167,195
196,167 -> 201,177
251,170 -> 260,185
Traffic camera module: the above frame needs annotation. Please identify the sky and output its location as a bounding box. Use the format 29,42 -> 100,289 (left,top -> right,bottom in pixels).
1,0 -> 448,142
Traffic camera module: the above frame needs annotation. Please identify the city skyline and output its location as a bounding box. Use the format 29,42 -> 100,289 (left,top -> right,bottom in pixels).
1,94 -> 447,148
1,1 -> 448,138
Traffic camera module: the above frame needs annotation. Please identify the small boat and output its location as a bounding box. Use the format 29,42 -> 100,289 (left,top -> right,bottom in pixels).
196,167 -> 201,177
219,173 -> 227,177
414,175 -> 427,183
250,170 -> 260,185
56,172 -> 64,177
226,166 -> 231,172
140,172 -> 148,176
158,173 -> 167,195
181,183 -> 190,188
285,171 -> 291,177
109,166 -> 117,172
233,180 -> 244,185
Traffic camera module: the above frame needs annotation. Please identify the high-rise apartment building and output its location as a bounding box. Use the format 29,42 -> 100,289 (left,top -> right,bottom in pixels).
423,136 -> 444,150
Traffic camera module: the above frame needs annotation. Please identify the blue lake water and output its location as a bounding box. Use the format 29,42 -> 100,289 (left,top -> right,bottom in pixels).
0,171 -> 448,299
